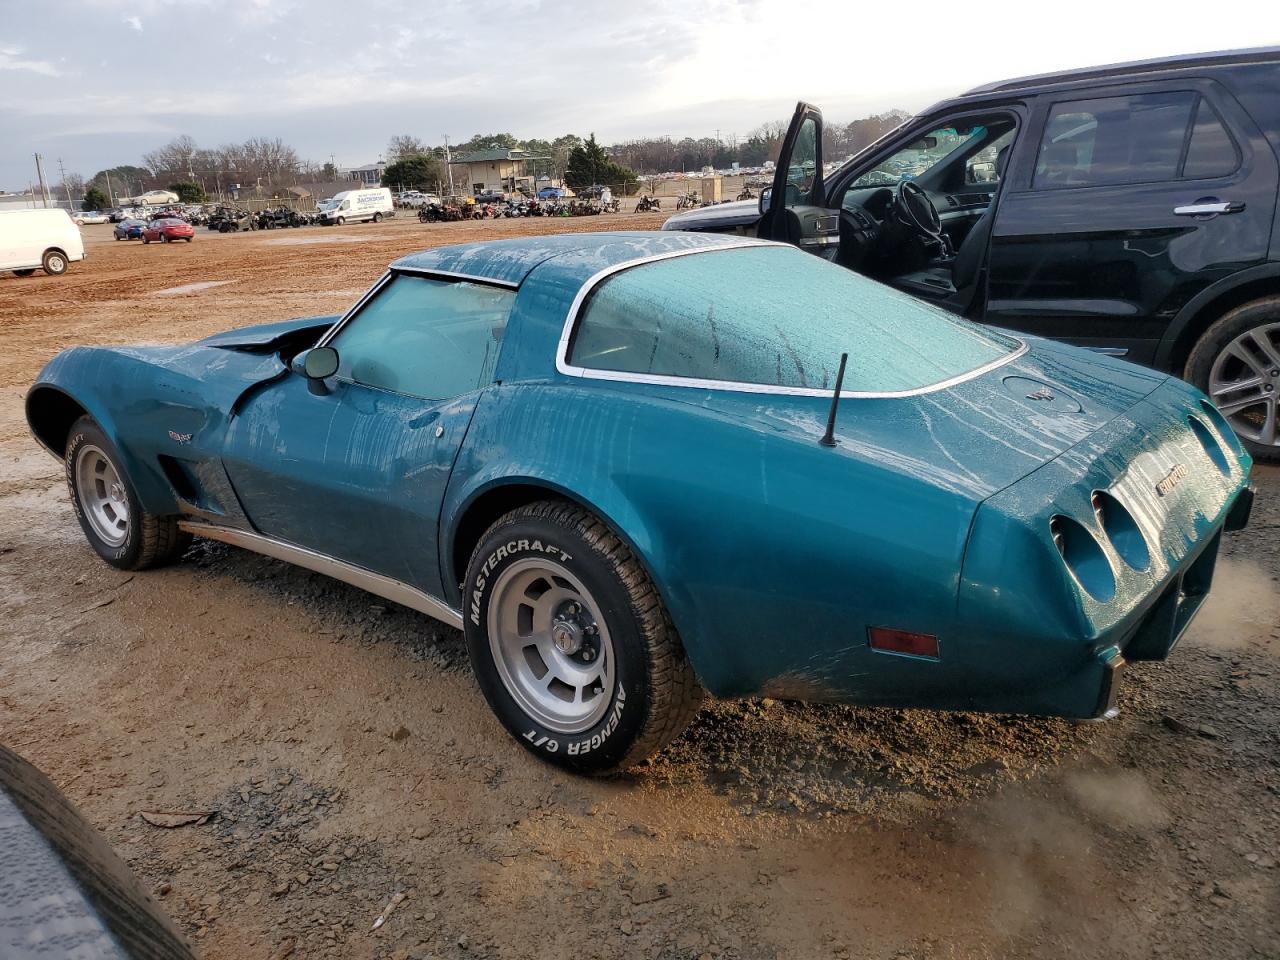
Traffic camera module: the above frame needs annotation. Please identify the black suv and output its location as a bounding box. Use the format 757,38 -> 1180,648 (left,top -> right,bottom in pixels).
663,48 -> 1280,460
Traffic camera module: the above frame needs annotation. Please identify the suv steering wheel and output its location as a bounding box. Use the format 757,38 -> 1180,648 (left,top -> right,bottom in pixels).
894,180 -> 946,252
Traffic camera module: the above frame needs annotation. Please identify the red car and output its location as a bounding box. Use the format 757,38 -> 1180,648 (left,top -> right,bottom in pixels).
141,218 -> 194,243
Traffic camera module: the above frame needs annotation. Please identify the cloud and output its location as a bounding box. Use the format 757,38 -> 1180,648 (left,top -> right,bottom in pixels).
124,14 -> 142,30
0,46 -> 62,77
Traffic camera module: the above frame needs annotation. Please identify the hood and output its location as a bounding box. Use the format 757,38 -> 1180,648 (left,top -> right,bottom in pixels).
196,314 -> 338,352
661,198 -> 761,232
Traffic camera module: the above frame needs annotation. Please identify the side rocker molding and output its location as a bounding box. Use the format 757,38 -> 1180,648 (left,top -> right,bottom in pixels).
179,521 -> 464,629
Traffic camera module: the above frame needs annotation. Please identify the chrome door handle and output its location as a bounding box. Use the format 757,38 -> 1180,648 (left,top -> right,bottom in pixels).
1174,200 -> 1245,216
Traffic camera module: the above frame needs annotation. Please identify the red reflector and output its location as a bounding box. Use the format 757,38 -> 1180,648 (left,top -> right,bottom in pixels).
867,627 -> 940,660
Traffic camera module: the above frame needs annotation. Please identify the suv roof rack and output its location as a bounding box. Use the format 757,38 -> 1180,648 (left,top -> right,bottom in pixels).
963,46 -> 1280,96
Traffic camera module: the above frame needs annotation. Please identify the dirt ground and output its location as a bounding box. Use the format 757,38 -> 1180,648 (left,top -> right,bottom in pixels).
1,216 -> 1278,960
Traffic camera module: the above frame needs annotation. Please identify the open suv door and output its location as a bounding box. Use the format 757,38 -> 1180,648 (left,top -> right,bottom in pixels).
758,103 -> 843,258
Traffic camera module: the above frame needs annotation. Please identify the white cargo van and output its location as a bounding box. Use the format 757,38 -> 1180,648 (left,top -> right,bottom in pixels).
317,188 -> 394,225
0,209 -> 86,277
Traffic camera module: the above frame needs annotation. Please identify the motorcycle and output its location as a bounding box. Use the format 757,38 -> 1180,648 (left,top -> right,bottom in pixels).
634,195 -> 662,213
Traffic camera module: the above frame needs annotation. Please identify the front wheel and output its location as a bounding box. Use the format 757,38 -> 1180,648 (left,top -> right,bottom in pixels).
464,500 -> 703,775
142,235 -> 151,243
1185,297 -> 1280,462
65,417 -> 191,570
335,216 -> 345,226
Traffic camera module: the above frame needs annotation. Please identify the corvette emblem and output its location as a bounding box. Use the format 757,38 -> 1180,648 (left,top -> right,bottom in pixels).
1026,387 -> 1056,402
168,430 -> 192,444
1155,463 -> 1188,497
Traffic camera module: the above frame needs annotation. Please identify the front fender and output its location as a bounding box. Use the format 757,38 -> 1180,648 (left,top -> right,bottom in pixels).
27,349 -> 180,515
28,343 -> 290,518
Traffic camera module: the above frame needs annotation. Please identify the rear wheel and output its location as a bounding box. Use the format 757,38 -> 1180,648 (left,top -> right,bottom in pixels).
1186,297 -> 1280,462
42,250 -> 68,275
65,417 -> 191,570
372,212 -> 382,223
463,500 -> 703,775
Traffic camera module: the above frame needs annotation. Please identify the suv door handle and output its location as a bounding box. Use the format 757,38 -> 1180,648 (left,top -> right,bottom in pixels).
1174,200 -> 1245,216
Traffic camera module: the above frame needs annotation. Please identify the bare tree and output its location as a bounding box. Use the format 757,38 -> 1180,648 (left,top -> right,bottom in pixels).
142,135 -> 199,178
387,135 -> 427,160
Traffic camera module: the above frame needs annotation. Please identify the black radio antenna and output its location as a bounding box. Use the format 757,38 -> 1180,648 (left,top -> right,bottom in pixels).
819,352 -> 848,448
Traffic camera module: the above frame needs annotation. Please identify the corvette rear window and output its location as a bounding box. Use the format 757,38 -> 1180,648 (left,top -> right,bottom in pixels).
567,245 -> 1018,394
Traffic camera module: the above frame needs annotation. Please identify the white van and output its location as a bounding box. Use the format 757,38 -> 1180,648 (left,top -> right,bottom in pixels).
317,188 -> 395,226
0,209 -> 86,277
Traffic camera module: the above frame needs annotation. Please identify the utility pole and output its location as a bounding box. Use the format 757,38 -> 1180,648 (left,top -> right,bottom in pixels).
34,153 -> 51,207
442,135 -> 454,196
58,157 -> 73,210
105,169 -> 115,206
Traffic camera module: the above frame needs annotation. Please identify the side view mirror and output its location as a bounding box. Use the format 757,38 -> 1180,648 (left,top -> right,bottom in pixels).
758,187 -> 771,213
303,345 -> 339,379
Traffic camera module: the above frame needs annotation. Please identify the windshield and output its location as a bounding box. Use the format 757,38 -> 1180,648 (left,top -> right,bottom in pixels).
568,245 -> 1019,395
851,124 -> 989,189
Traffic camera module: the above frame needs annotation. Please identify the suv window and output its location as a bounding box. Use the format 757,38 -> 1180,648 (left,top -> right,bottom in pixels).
1035,91 -> 1237,188
781,117 -> 819,206
568,246 -> 1018,394
330,274 -> 514,400
1183,97 -> 1239,179
852,124 -> 989,189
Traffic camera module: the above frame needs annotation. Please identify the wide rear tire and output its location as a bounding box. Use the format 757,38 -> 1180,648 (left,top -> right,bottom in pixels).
65,417 -> 191,570
463,500 -> 702,775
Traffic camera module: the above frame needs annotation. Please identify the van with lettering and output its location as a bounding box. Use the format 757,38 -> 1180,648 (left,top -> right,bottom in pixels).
317,188 -> 395,226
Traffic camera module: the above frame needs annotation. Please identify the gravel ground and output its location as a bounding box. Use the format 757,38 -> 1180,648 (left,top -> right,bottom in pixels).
1,217 -> 1277,960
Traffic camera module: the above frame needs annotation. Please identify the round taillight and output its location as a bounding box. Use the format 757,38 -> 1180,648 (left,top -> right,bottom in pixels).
1049,515 -> 1116,602
1091,490 -> 1150,571
1187,415 -> 1230,476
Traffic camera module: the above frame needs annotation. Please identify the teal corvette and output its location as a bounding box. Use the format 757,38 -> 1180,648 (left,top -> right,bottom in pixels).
27,232 -> 1254,773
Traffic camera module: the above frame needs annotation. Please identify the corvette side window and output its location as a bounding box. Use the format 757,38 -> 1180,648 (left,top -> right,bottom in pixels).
329,275 -> 515,400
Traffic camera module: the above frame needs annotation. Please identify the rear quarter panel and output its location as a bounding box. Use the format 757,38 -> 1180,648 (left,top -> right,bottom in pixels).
444,381 -> 981,700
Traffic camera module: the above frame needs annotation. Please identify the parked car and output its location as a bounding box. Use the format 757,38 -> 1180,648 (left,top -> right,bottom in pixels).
664,47 -> 1280,461
0,208 -> 85,277
0,744 -> 195,959
141,217 -> 194,243
113,218 -> 147,240
26,232 -> 1252,774
71,210 -> 109,225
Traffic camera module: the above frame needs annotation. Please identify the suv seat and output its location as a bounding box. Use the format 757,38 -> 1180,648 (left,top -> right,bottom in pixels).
890,145 -> 1011,309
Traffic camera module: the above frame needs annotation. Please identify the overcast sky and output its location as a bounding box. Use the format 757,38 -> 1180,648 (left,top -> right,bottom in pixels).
0,0 -> 1273,191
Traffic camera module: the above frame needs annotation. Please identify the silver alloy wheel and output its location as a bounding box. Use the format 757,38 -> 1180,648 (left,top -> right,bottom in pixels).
75,444 -> 130,547
487,557 -> 616,735
1209,321 -> 1280,447
46,253 -> 66,272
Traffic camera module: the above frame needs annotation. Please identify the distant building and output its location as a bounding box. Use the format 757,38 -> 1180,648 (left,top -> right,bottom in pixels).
0,191 -> 47,212
340,162 -> 386,185
451,149 -> 547,196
